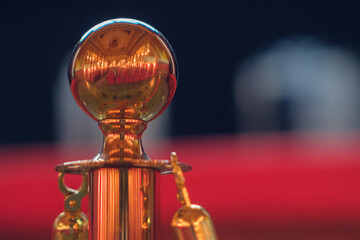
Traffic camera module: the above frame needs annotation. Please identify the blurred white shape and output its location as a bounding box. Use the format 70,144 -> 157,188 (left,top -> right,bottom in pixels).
235,37 -> 360,131
53,55 -> 170,145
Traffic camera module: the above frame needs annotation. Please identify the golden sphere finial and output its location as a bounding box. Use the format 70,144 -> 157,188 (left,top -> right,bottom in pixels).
69,18 -> 177,122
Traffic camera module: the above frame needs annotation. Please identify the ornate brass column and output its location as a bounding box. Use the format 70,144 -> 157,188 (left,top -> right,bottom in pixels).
54,18 -> 216,240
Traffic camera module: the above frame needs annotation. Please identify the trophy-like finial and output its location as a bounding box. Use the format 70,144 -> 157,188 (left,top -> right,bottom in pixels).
69,18 -> 177,122
55,19 -> 194,240
68,19 -> 177,163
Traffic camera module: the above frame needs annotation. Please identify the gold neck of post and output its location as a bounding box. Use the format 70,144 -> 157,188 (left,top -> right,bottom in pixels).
98,118 -> 149,163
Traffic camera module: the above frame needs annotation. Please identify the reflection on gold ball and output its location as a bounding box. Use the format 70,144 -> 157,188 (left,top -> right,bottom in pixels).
69,19 -> 177,122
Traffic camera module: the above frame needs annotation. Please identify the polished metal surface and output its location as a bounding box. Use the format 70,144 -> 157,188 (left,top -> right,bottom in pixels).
59,18 -> 220,240
89,168 -> 156,240
69,18 -> 177,123
172,205 -> 217,240
53,212 -> 89,240
67,18 -> 178,240
55,159 -> 192,175
58,172 -> 88,212
53,173 -> 89,240
171,153 -> 218,240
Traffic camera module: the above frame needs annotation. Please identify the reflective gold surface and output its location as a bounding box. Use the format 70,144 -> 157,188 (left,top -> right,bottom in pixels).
56,158 -> 192,175
53,173 -> 89,240
89,168 -> 156,240
172,205 -> 217,240
171,153 -> 218,240
170,152 -> 191,207
57,172 -> 88,212
53,211 -> 89,240
69,18 -> 178,166
69,19 -> 177,122
66,19 -> 179,240
97,118 -> 148,163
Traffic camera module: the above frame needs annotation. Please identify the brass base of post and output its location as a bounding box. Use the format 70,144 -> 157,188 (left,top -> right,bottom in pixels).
55,160 -> 191,240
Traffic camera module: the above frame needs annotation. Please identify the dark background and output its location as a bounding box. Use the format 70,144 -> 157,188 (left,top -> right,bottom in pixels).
1,0 -> 360,145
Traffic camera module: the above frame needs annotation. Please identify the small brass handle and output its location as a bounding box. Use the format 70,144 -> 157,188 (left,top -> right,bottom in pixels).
58,172 -> 88,212
53,172 -> 89,240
